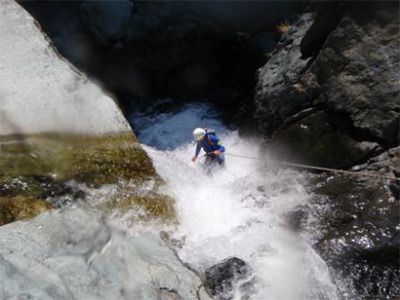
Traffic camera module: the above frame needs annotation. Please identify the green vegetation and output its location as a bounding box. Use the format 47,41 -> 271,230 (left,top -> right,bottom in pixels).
0,133 -> 174,225
104,190 -> 176,221
0,196 -> 52,226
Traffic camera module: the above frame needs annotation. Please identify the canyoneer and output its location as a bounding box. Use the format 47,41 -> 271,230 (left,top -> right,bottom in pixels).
192,127 -> 225,168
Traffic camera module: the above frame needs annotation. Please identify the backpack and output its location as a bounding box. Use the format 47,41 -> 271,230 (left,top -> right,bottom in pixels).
205,128 -> 217,145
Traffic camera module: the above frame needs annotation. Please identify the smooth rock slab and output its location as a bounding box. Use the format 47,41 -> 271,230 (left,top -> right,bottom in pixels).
0,207 -> 210,300
0,0 -> 131,136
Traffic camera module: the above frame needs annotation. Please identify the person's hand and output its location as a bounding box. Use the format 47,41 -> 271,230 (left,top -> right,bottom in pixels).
192,156 -> 197,162
213,150 -> 221,155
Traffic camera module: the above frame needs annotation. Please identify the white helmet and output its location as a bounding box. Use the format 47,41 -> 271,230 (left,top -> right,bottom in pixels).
193,128 -> 206,141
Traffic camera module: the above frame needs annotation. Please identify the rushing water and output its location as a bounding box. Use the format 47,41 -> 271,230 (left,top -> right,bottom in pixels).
130,103 -> 340,299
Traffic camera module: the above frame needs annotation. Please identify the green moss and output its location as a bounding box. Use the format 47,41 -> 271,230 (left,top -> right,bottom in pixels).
0,133 -> 159,186
0,196 -> 52,226
0,132 -> 173,223
0,175 -> 75,199
66,143 -> 157,186
105,193 -> 176,221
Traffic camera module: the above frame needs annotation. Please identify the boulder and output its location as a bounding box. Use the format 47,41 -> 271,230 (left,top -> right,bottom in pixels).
204,257 -> 251,299
0,207 -> 211,299
254,2 -> 400,166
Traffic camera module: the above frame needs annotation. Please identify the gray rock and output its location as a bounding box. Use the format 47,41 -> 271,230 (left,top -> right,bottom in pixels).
254,13 -> 317,135
254,3 -> 400,162
310,12 -> 400,146
0,0 -> 131,136
204,257 -> 252,299
0,207 -> 210,300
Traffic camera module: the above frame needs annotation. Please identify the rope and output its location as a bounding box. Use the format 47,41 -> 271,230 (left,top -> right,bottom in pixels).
225,153 -> 400,182
143,148 -> 399,182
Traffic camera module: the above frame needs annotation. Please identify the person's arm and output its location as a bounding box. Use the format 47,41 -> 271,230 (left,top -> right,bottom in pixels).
192,142 -> 201,162
195,142 -> 201,157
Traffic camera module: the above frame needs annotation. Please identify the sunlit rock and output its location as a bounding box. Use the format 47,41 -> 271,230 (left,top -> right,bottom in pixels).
0,207 -> 210,299
0,0 -> 130,136
0,0 -> 172,224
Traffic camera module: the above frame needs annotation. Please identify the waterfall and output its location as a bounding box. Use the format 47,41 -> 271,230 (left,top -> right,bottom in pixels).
131,103 -> 340,299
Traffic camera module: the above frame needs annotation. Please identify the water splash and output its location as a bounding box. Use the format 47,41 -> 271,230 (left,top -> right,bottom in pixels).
136,103 -> 340,299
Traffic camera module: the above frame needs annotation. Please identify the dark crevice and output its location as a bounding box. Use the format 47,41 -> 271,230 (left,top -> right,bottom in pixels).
159,287 -> 182,299
19,1 -> 307,128
325,110 -> 390,148
300,1 -> 345,59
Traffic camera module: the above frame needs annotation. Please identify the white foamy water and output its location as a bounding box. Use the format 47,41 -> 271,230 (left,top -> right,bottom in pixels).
135,104 -> 339,299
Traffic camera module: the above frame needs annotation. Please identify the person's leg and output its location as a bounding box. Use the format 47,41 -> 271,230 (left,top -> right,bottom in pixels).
216,154 -> 225,166
202,155 -> 215,174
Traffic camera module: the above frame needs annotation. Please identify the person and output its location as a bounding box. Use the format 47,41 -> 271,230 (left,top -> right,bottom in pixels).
192,127 -> 225,166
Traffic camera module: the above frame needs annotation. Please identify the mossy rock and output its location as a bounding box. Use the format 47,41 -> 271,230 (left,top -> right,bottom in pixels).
66,143 -> 157,186
105,193 -> 176,221
0,133 -> 172,223
0,175 -> 76,199
0,133 -> 159,186
0,196 -> 52,226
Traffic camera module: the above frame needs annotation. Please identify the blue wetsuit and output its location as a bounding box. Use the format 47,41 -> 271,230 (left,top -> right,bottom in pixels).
195,130 -> 225,165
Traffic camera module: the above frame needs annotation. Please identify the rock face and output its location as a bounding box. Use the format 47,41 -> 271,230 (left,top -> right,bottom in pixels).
255,2 -> 399,168
255,13 -> 316,135
204,257 -> 251,299
0,207 -> 210,300
254,2 -> 400,298
0,1 -> 172,226
300,147 -> 400,298
0,0 -> 130,135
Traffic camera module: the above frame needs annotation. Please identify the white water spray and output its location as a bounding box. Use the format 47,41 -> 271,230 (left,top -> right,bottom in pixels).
133,104 -> 339,299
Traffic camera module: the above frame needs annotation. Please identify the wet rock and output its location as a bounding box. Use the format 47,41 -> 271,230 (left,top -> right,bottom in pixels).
204,257 -> 251,299
0,175 -> 81,200
0,207 -> 211,300
286,208 -> 307,232
304,147 -> 400,298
